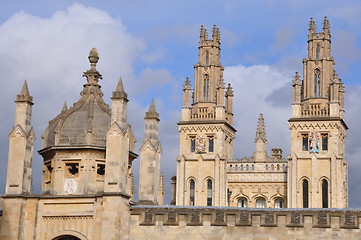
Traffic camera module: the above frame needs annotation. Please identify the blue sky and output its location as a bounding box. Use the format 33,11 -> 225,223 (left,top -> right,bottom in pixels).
1,0 -> 361,207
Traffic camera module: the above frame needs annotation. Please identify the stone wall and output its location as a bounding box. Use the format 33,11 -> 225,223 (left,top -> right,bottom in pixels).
130,206 -> 361,240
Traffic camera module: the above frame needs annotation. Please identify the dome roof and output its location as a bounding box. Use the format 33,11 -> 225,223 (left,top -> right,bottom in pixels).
41,48 -> 111,149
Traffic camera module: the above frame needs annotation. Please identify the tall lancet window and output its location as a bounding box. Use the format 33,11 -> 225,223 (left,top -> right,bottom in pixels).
322,179 -> 328,208
207,179 -> 212,206
314,69 -> 321,97
302,179 -> 309,208
189,179 -> 195,206
205,52 -> 209,66
204,74 -> 210,101
316,45 -> 321,60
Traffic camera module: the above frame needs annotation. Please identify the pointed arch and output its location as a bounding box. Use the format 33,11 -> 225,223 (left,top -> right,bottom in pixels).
319,177 -> 329,208
301,177 -> 310,208
188,177 -> 196,206
316,45 -> 321,60
203,74 -> 210,101
314,68 -> 321,97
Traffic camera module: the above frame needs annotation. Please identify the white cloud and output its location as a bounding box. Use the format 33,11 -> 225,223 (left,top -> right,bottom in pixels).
0,3 -> 147,194
225,64 -> 292,158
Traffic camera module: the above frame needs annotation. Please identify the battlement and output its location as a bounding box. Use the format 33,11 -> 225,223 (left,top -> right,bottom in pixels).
130,206 -> 361,239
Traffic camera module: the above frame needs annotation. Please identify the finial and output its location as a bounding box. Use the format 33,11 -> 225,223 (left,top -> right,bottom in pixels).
331,70 -> 340,84
255,113 -> 267,143
183,77 -> 191,90
89,48 -> 99,67
112,76 -> 128,100
16,80 -> 33,103
323,16 -> 330,34
292,72 -> 302,86
309,17 -> 316,34
226,83 -> 234,97
200,25 -> 208,41
145,99 -> 159,120
212,24 -> 220,42
83,48 -> 102,85
61,101 -> 68,113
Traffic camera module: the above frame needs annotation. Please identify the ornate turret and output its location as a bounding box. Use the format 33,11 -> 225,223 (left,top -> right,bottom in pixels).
288,18 -> 348,208
5,81 -> 35,195
176,26 -> 236,207
139,100 -> 162,204
253,113 -> 267,161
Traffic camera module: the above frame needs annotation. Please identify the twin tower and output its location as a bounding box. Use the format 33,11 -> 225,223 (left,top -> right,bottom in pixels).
176,18 -> 347,208
2,18 -> 347,233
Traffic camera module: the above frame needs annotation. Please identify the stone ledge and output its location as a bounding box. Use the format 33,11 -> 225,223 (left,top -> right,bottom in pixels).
131,206 -> 361,229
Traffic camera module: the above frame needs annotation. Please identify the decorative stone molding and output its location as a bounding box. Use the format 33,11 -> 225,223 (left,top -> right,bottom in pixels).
131,206 -> 361,230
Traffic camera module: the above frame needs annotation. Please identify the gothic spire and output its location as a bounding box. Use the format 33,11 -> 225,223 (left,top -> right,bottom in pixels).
212,24 -> 220,42
145,99 -> 159,120
112,77 -> 128,100
309,17 -> 316,35
16,80 -> 33,103
255,113 -> 267,143
200,25 -> 208,43
323,16 -> 330,35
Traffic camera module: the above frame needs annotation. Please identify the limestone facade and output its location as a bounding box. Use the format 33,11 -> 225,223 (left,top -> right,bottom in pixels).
0,18 -> 354,240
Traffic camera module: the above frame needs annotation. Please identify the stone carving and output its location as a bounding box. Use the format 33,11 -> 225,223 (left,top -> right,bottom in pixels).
64,178 -> 77,195
195,135 -> 206,153
168,211 -> 176,222
144,210 -> 153,223
265,213 -> 275,224
317,212 -> 327,225
309,131 -> 320,153
290,212 -> 301,224
215,210 -> 225,222
239,212 -> 250,224
345,212 -> 355,225
191,211 -> 200,222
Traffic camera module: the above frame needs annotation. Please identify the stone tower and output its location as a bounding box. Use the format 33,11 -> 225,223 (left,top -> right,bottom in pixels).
288,17 -> 348,208
176,25 -> 236,206
5,81 -> 35,195
138,99 -> 163,205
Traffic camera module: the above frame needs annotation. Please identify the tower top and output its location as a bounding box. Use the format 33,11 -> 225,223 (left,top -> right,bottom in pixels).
112,77 -> 128,100
16,80 -> 33,104
145,99 -> 159,120
255,113 -> 267,143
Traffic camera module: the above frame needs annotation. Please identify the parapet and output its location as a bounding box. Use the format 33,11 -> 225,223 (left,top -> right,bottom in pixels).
130,206 -> 361,239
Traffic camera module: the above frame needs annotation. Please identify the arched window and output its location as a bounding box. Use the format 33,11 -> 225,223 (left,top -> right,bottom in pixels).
205,52 -> 209,66
322,179 -> 328,208
265,164 -> 269,171
235,165 -> 238,171
204,74 -> 210,101
246,165 -> 249,171
241,165 -> 244,171
237,197 -> 248,207
302,179 -> 309,208
316,45 -> 321,60
207,179 -> 212,206
256,197 -> 266,208
314,69 -> 321,97
251,164 -> 255,171
274,198 -> 285,208
190,179 -> 195,206
53,236 -> 80,240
